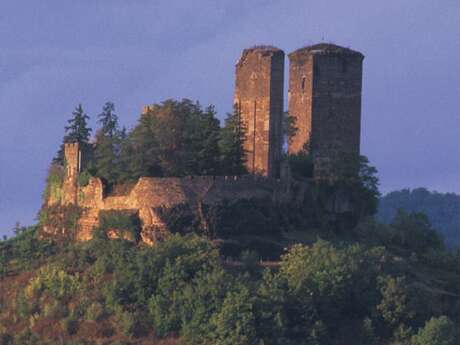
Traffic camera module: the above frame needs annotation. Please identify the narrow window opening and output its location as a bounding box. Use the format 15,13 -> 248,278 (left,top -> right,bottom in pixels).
301,77 -> 306,91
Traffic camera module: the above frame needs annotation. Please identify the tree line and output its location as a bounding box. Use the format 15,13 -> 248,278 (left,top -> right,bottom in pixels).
54,99 -> 247,186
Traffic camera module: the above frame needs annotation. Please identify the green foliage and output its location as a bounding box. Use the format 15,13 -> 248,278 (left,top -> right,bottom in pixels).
113,307 -> 137,337
98,210 -> 141,242
64,104 -> 92,144
412,316 -> 458,345
378,188 -> 460,247
25,264 -> 80,300
119,99 -> 222,181
42,164 -> 64,202
210,287 -> 258,345
288,150 -> 313,179
376,276 -> 416,331
0,226 -> 57,273
94,102 -> 123,185
78,169 -> 92,187
61,315 -> 79,335
39,205 -> 82,240
219,106 -> 247,175
85,302 -> 105,321
390,210 -> 444,255
2,222 -> 459,344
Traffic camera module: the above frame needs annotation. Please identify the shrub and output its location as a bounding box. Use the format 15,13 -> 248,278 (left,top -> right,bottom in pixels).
98,210 -> 141,242
25,265 -> 80,300
239,250 -> 259,273
61,315 -> 79,335
78,169 -> 92,187
113,307 -> 137,337
85,302 -> 105,321
412,316 -> 458,345
43,300 -> 68,319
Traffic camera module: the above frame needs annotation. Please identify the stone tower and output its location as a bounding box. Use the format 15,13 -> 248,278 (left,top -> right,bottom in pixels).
62,142 -> 81,205
288,43 -> 364,177
234,46 -> 284,178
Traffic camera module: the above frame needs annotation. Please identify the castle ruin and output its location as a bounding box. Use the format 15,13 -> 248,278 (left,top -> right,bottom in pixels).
42,42 -> 363,244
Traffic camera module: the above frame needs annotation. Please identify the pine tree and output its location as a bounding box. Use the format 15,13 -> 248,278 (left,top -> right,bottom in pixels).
98,102 -> 118,137
64,104 -> 92,143
53,104 -> 92,164
94,102 -> 122,185
219,106 -> 247,175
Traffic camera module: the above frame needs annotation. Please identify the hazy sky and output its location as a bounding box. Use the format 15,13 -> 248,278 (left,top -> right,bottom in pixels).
1,0 -> 459,235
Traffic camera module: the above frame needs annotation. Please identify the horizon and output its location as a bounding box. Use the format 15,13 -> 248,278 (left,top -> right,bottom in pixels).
1,1 -> 459,235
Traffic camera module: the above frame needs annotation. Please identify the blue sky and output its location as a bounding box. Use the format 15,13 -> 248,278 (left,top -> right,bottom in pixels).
1,0 -> 459,236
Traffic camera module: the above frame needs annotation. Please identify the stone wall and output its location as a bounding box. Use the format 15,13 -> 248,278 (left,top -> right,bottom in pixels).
288,43 -> 364,178
72,175 -> 297,244
234,46 -> 284,178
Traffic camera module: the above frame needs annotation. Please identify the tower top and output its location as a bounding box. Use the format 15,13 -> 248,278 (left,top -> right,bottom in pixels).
236,45 -> 284,67
289,43 -> 364,59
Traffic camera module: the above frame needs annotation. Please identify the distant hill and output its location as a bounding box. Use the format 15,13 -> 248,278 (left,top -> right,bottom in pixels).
377,188 -> 460,246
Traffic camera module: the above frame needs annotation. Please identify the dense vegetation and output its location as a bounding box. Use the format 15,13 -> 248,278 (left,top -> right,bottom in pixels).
53,100 -> 248,189
378,188 -> 460,246
1,210 -> 459,345
2,100 -> 458,344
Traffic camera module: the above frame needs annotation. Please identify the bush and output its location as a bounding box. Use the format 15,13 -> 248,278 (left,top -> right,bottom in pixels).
78,169 -> 92,187
113,307 -> 137,337
61,315 -> 79,335
98,210 -> 141,242
412,316 -> 458,345
25,265 -> 80,301
85,302 -> 105,321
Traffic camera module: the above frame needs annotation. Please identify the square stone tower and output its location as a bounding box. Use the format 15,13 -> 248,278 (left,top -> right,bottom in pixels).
62,142 -> 82,205
288,43 -> 364,177
234,46 -> 285,178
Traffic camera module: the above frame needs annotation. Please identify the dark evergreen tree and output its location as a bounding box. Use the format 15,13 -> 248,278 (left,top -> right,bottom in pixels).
94,102 -> 121,185
185,104 -> 220,175
97,102 -> 118,137
64,104 -> 92,144
118,113 -> 162,182
219,106 -> 247,175
53,104 -> 92,164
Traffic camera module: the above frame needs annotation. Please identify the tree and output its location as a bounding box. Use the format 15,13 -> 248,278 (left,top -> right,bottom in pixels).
64,104 -> 92,144
376,276 -> 416,331
412,316 -> 458,345
119,112 -> 162,181
219,106 -> 247,175
210,287 -> 258,345
288,141 -> 313,179
97,102 -> 118,137
94,102 -> 122,184
53,104 -> 92,164
390,210 -> 444,253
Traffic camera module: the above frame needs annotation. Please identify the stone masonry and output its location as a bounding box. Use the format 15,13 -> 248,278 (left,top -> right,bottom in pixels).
62,142 -> 81,205
288,43 -> 364,177
234,46 -> 284,178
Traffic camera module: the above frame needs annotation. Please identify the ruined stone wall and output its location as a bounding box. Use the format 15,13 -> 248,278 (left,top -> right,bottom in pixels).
288,44 -> 364,177
72,175 -> 295,244
234,46 -> 284,178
